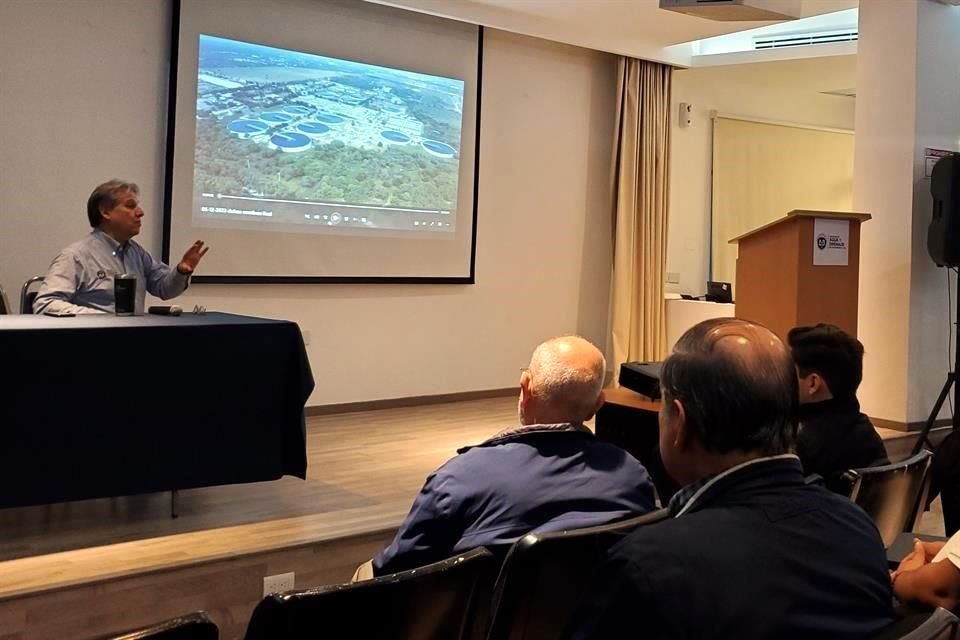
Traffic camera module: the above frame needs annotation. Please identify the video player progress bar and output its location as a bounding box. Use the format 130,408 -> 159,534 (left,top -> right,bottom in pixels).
213,194 -> 450,215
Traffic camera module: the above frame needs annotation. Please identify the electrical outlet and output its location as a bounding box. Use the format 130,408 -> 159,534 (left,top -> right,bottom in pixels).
666,272 -> 681,284
263,572 -> 295,597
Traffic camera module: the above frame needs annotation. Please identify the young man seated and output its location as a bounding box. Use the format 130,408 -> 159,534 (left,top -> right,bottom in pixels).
788,324 -> 889,493
371,336 -> 656,576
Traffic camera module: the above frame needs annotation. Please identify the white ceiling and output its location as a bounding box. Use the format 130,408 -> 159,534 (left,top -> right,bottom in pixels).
364,0 -> 858,66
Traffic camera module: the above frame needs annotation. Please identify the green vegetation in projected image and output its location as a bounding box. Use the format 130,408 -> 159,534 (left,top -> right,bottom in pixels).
194,119 -> 460,208
193,34 -> 465,212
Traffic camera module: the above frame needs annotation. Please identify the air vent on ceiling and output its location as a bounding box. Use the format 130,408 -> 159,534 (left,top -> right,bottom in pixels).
660,0 -> 801,22
754,29 -> 858,50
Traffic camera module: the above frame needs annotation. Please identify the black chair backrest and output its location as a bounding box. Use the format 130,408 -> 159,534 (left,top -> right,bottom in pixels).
244,547 -> 497,640
0,285 -> 9,314
873,607 -> 960,640
98,612 -> 218,640
487,508 -> 670,640
844,449 -> 934,547
20,275 -> 44,314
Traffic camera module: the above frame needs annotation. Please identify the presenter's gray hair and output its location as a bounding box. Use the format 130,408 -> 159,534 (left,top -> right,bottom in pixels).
87,179 -> 140,227
527,336 -> 606,422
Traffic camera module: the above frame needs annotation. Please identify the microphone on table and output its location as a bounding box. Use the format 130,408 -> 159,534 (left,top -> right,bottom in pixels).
148,305 -> 183,316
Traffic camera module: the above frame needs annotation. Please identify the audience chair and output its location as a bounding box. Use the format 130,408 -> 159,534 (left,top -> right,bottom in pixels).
874,607 -> 960,640
486,508 -> 670,640
244,546 -> 497,640
843,450 -> 934,548
0,285 -> 9,314
20,275 -> 44,314
97,612 -> 218,640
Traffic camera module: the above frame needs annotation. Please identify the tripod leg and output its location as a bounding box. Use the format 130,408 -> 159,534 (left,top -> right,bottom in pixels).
914,373 -> 955,455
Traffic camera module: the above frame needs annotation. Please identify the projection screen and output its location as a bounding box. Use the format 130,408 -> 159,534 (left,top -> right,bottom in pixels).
163,0 -> 481,283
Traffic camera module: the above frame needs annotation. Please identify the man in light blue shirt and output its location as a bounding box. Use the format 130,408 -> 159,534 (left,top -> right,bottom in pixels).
34,180 -> 208,315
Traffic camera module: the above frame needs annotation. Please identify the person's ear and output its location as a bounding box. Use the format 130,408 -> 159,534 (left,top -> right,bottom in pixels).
799,373 -> 816,399
810,373 -> 827,396
671,399 -> 690,450
519,369 -> 533,405
587,389 -> 606,420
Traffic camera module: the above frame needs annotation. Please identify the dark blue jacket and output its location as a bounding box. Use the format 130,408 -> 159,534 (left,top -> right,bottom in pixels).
567,457 -> 895,640
373,424 -> 656,575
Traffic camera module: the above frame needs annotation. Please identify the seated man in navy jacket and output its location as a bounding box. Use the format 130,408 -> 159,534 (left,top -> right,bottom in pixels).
566,318 -> 894,640
372,335 -> 656,576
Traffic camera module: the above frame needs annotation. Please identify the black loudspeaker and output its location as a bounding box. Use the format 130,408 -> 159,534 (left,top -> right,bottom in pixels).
618,361 -> 663,399
929,153 -> 960,267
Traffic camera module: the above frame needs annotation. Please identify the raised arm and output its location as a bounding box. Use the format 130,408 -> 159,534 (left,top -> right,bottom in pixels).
144,240 -> 208,300
143,254 -> 189,300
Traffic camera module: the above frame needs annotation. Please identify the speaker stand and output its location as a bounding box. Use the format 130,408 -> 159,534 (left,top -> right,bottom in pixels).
913,269 -> 960,455
913,373 -> 958,454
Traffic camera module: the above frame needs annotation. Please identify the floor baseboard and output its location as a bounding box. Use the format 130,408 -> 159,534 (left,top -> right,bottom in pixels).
871,417 -> 953,433
306,387 -> 517,416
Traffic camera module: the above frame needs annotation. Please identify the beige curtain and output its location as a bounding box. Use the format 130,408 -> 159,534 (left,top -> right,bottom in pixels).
610,57 -> 672,377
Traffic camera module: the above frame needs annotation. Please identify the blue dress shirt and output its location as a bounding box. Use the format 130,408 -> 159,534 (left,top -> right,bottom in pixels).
33,229 -> 189,315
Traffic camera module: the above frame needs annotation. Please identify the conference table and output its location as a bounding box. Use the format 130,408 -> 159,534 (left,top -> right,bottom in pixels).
596,387 -> 679,502
0,312 -> 314,510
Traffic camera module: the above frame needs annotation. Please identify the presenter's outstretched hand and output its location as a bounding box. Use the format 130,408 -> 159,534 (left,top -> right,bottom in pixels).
177,240 -> 209,275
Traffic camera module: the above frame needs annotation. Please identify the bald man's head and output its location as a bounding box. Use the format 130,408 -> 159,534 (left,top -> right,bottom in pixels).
660,318 -> 798,456
520,336 -> 606,425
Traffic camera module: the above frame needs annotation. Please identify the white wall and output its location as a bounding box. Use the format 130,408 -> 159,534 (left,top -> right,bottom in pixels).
854,0 -> 960,424
668,56 -> 856,296
0,1 -> 617,407
850,0 -> 916,424
907,1 -> 960,423
0,0 -> 172,304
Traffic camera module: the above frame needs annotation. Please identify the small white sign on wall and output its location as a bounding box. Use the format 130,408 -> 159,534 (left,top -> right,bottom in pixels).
813,218 -> 849,266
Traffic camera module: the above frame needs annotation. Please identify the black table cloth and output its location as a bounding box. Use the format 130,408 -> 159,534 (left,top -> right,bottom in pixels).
0,312 -> 314,508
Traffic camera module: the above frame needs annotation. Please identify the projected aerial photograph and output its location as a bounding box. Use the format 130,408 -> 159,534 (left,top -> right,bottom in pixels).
192,34 -> 466,233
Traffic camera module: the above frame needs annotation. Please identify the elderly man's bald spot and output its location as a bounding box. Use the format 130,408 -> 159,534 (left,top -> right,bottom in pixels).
701,321 -> 791,377
530,336 -> 604,375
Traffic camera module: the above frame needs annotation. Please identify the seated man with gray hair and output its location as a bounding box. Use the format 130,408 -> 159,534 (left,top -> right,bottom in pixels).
372,335 -> 656,576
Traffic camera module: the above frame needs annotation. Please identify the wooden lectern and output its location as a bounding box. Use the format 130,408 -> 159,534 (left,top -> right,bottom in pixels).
730,210 -> 871,339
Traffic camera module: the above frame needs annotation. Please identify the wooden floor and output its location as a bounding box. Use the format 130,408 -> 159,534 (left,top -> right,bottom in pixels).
0,394 -> 948,607
0,396 -> 517,600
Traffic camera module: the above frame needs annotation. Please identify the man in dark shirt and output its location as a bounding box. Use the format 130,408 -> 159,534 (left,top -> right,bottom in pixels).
788,324 -> 889,492
566,318 -> 894,640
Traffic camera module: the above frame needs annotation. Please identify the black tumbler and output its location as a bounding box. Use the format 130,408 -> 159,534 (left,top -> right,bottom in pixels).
114,274 -> 137,316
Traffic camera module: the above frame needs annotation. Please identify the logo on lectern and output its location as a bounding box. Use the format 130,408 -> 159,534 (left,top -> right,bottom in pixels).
816,234 -> 827,251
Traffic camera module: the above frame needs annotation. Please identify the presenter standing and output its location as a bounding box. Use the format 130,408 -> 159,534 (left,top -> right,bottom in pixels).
33,180 -> 208,315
